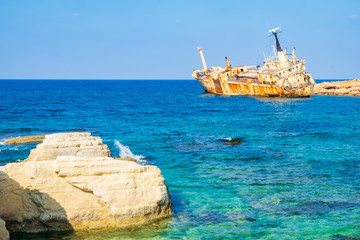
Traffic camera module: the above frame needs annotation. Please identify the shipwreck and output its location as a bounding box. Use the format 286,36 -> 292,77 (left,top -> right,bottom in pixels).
192,28 -> 315,97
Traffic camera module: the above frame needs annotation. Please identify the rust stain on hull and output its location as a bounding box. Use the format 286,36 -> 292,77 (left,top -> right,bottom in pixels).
199,79 -> 313,97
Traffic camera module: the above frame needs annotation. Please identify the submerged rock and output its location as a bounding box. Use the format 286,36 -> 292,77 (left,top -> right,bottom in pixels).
312,80 -> 360,96
3,135 -> 45,145
220,137 -> 244,146
0,132 -> 172,233
332,234 -> 360,240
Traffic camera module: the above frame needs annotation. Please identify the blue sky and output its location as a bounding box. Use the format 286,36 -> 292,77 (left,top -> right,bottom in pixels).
0,0 -> 359,79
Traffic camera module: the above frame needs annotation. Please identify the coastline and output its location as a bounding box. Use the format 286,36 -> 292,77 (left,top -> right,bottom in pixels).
313,79 -> 360,96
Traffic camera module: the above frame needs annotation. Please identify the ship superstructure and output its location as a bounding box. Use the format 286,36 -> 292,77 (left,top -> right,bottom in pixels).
192,28 -> 315,97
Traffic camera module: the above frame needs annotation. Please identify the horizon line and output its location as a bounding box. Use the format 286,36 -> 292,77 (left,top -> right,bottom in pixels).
0,78 -> 355,81
0,79 -> 195,81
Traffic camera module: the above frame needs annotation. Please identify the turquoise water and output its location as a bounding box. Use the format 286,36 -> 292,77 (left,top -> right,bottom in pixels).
1,80 -> 360,239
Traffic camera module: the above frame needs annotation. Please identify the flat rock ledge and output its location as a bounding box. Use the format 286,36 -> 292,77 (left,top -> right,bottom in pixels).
0,132 -> 172,233
3,135 -> 45,145
312,80 -> 360,96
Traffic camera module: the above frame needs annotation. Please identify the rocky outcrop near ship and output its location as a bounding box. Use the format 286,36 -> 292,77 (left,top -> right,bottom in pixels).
3,135 -> 45,145
312,80 -> 360,96
0,132 -> 172,233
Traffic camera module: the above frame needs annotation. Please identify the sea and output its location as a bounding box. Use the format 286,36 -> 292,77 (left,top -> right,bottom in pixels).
0,80 -> 359,240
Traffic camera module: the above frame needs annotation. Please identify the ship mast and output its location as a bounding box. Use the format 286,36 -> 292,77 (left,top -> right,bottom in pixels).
197,47 -> 208,73
269,27 -> 283,52
273,32 -> 282,52
268,27 -> 289,68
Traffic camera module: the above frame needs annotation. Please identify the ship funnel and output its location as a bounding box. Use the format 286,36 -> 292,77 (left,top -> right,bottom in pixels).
197,47 -> 208,73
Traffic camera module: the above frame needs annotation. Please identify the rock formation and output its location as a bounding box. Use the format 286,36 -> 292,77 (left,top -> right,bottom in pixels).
0,132 -> 172,233
312,80 -> 360,96
4,135 -> 45,145
0,218 -> 9,240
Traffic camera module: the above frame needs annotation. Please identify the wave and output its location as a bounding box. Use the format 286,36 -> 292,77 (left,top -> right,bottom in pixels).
0,137 -> 14,145
114,140 -> 146,163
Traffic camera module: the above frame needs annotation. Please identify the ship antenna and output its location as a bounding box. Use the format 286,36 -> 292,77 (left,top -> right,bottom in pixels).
272,45 -> 276,59
261,47 -> 266,61
268,27 -> 282,52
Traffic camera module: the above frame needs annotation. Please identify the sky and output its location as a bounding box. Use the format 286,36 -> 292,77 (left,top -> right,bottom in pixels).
0,0 -> 359,80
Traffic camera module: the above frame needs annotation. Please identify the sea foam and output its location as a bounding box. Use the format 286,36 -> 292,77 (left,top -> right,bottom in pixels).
114,140 -> 146,163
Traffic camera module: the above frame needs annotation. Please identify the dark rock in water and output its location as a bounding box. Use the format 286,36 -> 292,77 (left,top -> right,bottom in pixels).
196,210 -> 255,224
332,234 -> 360,240
224,211 -> 256,222
220,137 -> 244,146
252,200 -> 360,216
240,156 -> 263,162
19,128 -> 40,132
197,211 -> 226,224
67,129 -> 86,132
283,201 -> 360,215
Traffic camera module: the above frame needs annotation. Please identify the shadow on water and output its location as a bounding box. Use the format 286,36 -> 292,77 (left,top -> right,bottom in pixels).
252,200 -> 360,216
199,92 -> 313,102
11,219 -> 172,240
169,190 -> 190,217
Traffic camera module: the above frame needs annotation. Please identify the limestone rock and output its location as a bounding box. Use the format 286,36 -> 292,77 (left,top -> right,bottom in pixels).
312,80 -> 360,96
0,218 -> 9,240
3,135 -> 45,145
25,132 -> 112,162
115,157 -> 137,162
0,132 -> 172,233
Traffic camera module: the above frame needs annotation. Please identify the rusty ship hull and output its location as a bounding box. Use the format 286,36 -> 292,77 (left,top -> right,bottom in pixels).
198,78 -> 313,97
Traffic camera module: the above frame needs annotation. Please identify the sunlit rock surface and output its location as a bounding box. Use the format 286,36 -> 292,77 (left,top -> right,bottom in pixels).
312,80 -> 360,96
0,132 -> 172,233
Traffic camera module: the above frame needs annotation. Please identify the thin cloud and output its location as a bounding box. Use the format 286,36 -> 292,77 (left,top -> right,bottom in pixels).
73,12 -> 80,17
176,19 -> 183,24
348,14 -> 359,19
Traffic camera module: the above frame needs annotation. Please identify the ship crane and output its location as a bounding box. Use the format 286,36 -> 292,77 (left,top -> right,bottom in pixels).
197,47 -> 208,74
225,57 -> 232,71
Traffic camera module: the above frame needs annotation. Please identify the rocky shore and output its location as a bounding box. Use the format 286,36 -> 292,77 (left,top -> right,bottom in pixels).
0,132 -> 172,235
3,135 -> 45,145
312,80 -> 360,96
